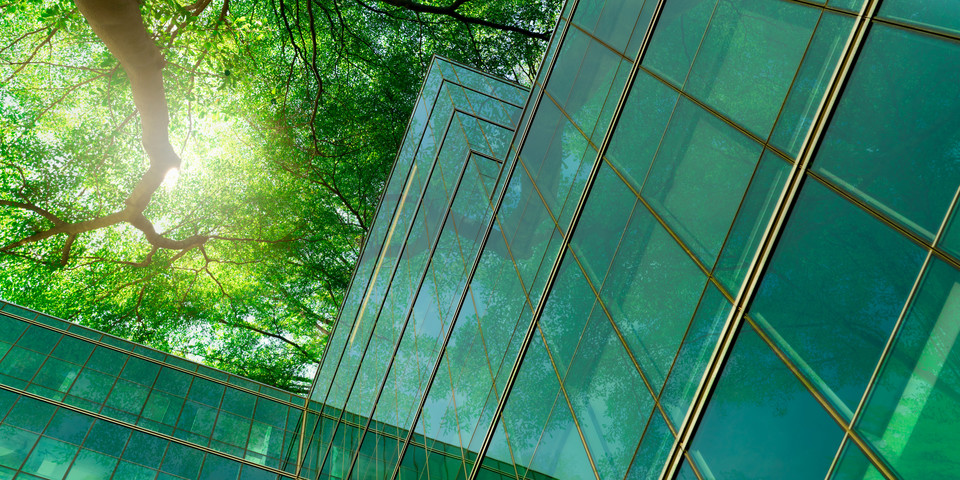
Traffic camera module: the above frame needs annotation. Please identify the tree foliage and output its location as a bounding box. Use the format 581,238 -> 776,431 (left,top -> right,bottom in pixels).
0,0 -> 558,393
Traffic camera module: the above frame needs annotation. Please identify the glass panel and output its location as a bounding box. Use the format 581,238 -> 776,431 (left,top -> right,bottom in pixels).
45,409 -> 93,445
16,325 -> 61,355
688,325 -> 844,479
563,307 -> 652,479
538,253 -> 598,379
642,0 -> 717,87
600,206 -> 708,393
829,442 -> 884,480
642,97 -> 763,266
5,396 -> 56,433
812,24 -> 960,240
65,449 -> 119,480
770,12 -> 855,158
659,283 -> 731,427
857,258 -> 960,478
604,71 -> 679,193
22,436 -> 78,479
624,411 -> 673,480
878,0 -> 960,35
713,151 -> 791,293
685,0 -> 820,137
0,424 -> 39,470
570,163 -> 637,286
749,179 -> 925,417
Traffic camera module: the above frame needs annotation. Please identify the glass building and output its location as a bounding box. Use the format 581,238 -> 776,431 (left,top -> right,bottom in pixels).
3,0 -> 960,478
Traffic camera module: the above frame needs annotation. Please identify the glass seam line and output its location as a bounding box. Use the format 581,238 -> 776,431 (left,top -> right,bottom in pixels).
465,0 -> 671,477
0,310 -> 305,410
339,141 -> 494,479
305,108 -> 465,477
657,0 -> 897,479
385,3 -> 579,478
0,383 -> 306,479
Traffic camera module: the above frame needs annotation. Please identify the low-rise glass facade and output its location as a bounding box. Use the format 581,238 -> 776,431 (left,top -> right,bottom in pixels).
3,0 -> 959,478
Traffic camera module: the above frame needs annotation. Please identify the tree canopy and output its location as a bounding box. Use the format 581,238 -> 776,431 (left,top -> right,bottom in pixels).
0,0 -> 559,393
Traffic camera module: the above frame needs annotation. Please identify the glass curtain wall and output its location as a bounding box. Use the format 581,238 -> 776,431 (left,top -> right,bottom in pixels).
308,0 -> 960,479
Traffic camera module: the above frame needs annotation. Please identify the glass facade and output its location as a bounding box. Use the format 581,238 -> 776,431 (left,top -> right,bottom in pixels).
3,0 -> 960,478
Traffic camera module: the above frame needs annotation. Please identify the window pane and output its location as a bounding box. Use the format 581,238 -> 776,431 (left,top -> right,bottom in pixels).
878,0 -> 960,35
857,258 -> 960,478
686,0 -> 820,137
812,24 -> 960,239
749,179 -> 925,416
600,207 -> 707,392
643,0 -> 717,87
688,325 -> 844,479
642,97 -> 763,266
605,71 -> 679,192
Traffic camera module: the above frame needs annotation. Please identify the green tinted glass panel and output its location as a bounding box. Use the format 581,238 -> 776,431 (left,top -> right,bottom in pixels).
769,12 -> 855,157
86,347 -> 126,375
154,367 -> 191,397
66,449 -> 119,480
50,336 -> 95,365
23,437 -> 77,479
624,411 -> 673,480
188,377 -> 225,407
45,409 -> 93,445
686,0 -> 819,137
642,98 -> 763,266
642,0 -> 716,87
0,319 -> 26,343
537,253 -> 597,379
829,442 -> 884,480
857,258 -> 960,478
5,396 -> 56,433
813,25 -> 960,239
879,0 -> 960,35
199,454 -> 241,480
570,162 -> 637,285
123,431 -> 166,469
713,151 -> 790,293
0,424 -> 38,469
85,420 -> 129,457
659,283 -> 731,426
600,205 -> 707,392
69,368 -> 114,405
564,308 -> 652,479
689,325 -> 844,478
749,179 -> 924,416
160,442 -> 204,478
16,325 -> 61,355
105,379 -> 149,414
120,357 -> 161,386
604,71 -> 678,192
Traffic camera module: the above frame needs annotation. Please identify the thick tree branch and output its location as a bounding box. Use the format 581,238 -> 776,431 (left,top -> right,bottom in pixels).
372,0 -> 550,40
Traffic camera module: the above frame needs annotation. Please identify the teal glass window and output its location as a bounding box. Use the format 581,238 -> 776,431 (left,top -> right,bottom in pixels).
856,258 -> 960,478
659,283 -> 731,427
45,409 -> 93,445
16,325 -> 61,355
65,449 -> 119,479
600,206 -> 707,392
570,162 -> 637,286
685,0 -> 820,137
878,0 -> 960,35
5,396 -> 56,433
812,24 -> 960,239
564,308 -> 652,480
828,442 -> 884,480
688,325 -> 844,478
0,424 -> 39,470
624,411 -> 674,480
642,97 -> 763,266
85,420 -> 129,457
604,71 -> 679,192
713,151 -> 791,293
642,0 -> 716,87
22,436 -> 78,479
749,179 -> 925,417
122,431 -> 166,469
85,347 -> 126,376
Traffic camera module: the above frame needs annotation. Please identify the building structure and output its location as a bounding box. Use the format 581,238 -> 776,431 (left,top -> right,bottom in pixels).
2,0 -> 960,478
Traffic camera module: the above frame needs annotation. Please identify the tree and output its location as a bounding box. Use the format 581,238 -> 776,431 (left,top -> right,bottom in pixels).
0,0 -> 558,393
